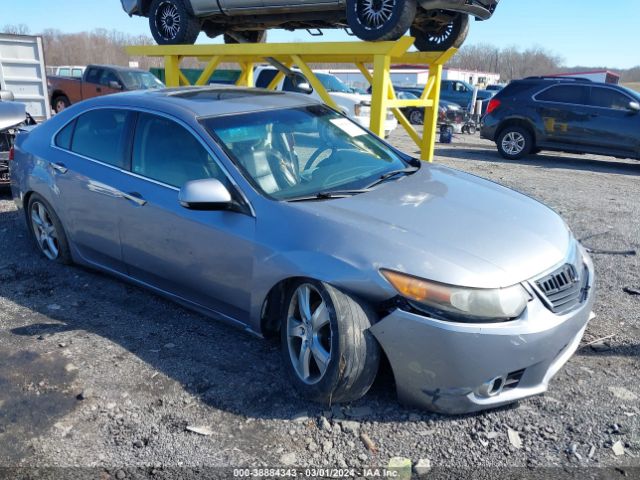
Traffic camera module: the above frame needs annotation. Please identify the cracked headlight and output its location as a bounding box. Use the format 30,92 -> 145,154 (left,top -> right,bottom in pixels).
381,269 -> 531,322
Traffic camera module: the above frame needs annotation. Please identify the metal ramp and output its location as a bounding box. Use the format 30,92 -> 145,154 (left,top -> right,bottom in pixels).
127,38 -> 456,161
0,34 -> 50,122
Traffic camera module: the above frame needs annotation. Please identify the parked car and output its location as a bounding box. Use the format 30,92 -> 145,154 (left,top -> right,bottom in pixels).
254,67 -> 398,136
395,89 -> 464,132
11,86 -> 594,414
481,77 -> 640,160
121,0 -> 500,51
439,79 -> 494,109
48,64 -> 165,113
0,100 -> 36,188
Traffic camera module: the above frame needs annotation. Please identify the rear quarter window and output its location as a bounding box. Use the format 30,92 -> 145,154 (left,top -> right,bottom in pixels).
55,120 -> 76,150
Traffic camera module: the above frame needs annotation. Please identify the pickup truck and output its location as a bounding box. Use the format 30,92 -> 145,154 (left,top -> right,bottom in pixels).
48,64 -> 165,113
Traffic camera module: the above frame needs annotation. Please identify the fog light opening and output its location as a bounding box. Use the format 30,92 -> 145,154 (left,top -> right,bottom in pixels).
478,375 -> 507,398
488,376 -> 504,396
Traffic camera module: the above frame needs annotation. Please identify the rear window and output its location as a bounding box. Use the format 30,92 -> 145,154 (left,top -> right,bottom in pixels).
494,82 -> 536,98
535,85 -> 589,105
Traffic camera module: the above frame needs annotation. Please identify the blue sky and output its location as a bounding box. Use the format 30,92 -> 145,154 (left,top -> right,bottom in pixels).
7,0 -> 640,68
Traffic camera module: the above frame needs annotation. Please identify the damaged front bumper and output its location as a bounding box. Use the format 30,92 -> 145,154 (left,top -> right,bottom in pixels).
370,265 -> 595,415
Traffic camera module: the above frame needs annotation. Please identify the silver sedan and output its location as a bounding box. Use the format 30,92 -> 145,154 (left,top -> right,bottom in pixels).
10,87 -> 594,414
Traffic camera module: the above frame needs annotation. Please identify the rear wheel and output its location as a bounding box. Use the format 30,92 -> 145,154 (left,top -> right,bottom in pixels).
52,95 -> 70,114
281,280 -> 380,404
149,0 -> 200,45
346,0 -> 417,42
497,126 -> 533,160
27,194 -> 72,264
411,12 -> 469,51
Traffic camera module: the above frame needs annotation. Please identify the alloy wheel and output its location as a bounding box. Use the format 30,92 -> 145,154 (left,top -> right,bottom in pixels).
286,284 -> 333,385
409,109 -> 424,125
424,21 -> 454,46
30,201 -> 59,260
157,2 -> 181,40
357,0 -> 396,29
501,131 -> 526,156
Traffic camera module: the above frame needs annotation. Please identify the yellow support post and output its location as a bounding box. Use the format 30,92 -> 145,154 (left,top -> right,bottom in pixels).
422,62 -> 444,162
127,40 -> 457,162
291,55 -> 340,111
195,56 -> 221,86
369,54 -> 391,137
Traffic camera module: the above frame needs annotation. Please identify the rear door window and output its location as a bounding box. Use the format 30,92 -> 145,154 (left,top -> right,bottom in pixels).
589,87 -> 631,110
535,85 -> 589,105
70,109 -> 131,168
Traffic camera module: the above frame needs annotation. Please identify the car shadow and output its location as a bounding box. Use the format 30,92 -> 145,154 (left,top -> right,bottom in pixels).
0,205 -> 475,433
435,146 -> 640,177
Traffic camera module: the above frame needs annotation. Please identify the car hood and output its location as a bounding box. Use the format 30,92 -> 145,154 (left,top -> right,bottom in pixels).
330,92 -> 371,104
294,165 -> 572,289
0,102 -> 26,131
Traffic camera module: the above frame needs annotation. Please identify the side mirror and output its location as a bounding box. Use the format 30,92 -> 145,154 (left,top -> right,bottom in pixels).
109,81 -> 123,90
290,73 -> 313,94
629,101 -> 640,112
179,178 -> 232,211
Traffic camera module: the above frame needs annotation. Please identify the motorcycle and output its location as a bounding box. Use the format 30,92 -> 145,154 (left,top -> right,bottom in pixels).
0,92 -> 37,188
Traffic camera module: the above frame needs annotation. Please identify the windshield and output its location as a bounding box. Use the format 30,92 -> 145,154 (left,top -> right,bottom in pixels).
621,85 -> 640,101
120,71 -> 165,90
316,73 -> 353,93
203,105 -> 410,201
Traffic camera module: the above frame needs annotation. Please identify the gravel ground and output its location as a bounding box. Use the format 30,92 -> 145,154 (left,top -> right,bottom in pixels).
0,131 -> 638,479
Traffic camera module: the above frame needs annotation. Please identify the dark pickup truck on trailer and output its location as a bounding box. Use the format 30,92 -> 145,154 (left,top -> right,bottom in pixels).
48,64 -> 164,113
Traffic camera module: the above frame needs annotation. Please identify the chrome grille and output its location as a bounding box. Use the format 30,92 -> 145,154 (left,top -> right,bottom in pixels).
535,263 -> 588,314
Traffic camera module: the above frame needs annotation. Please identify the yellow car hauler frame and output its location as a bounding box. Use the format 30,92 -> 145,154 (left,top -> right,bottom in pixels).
127,38 -> 456,161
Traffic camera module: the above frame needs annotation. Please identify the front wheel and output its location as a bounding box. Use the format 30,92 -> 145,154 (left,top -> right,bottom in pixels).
411,12 -> 469,51
346,0 -> 417,42
149,0 -> 201,45
497,126 -> 533,160
408,109 -> 424,125
281,280 -> 380,404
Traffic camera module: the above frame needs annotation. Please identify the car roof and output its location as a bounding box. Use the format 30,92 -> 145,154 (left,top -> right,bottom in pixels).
78,85 -> 322,118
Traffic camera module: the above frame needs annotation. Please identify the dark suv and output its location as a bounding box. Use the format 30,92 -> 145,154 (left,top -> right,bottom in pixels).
481,77 -> 640,160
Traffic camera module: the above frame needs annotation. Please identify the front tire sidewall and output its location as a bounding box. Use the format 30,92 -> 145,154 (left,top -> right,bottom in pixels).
149,0 -> 200,45
347,0 -> 417,41
281,280 -> 379,404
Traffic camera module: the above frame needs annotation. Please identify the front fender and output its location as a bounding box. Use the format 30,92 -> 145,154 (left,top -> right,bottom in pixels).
248,249 -> 397,333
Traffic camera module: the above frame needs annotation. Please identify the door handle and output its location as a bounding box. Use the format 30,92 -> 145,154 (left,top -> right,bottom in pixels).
96,87 -> 102,93
121,191 -> 147,207
50,162 -> 68,174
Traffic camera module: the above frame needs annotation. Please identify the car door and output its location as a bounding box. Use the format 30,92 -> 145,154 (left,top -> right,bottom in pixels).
533,84 -> 591,147
81,67 -> 120,99
117,111 -> 256,322
581,86 -> 639,155
51,108 -> 135,272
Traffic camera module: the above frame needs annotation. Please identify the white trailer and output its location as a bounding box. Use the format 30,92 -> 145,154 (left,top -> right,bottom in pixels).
321,67 -> 500,91
0,34 -> 51,122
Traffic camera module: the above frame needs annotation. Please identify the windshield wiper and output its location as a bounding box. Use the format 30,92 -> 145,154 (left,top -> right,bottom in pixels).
286,189 -> 370,202
364,167 -> 419,190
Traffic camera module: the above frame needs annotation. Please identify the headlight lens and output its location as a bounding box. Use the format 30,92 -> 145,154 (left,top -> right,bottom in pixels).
381,269 -> 530,322
354,102 -> 371,117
